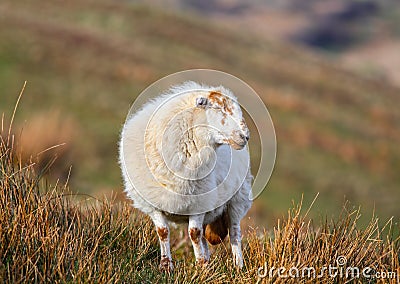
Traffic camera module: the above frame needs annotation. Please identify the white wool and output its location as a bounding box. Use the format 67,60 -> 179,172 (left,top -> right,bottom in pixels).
119,81 -> 252,224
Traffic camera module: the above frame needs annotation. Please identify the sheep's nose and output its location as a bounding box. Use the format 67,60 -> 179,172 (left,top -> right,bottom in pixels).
239,133 -> 249,141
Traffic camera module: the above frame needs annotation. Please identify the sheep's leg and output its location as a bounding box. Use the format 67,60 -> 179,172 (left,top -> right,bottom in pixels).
229,220 -> 244,268
150,211 -> 173,272
188,214 -> 208,265
201,237 -> 210,261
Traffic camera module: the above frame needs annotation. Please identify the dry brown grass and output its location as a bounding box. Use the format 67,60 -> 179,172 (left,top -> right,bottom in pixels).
0,84 -> 78,183
1,0 -> 400,223
1,103 -> 399,283
12,109 -> 78,182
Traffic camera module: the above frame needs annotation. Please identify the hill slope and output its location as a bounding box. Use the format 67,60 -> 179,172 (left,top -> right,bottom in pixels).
1,136 -> 398,282
0,0 -> 399,225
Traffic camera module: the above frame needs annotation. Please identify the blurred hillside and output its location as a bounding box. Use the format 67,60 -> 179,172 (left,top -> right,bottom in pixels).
0,0 -> 399,226
144,0 -> 400,87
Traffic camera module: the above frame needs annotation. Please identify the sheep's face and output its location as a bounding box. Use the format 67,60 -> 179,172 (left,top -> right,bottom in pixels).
196,91 -> 249,150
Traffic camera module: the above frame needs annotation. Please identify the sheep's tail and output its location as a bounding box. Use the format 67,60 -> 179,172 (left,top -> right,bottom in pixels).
204,211 -> 229,245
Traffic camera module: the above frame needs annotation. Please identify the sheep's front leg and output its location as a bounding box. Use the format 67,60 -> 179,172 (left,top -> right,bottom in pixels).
188,214 -> 209,265
229,221 -> 243,268
150,211 -> 173,272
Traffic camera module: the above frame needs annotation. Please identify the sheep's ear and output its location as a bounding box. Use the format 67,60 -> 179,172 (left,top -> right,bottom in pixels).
196,97 -> 208,108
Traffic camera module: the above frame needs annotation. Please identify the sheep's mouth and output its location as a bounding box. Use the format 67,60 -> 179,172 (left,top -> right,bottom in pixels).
228,139 -> 246,150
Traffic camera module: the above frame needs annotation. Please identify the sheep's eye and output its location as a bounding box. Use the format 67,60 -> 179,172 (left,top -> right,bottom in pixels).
196,97 -> 208,107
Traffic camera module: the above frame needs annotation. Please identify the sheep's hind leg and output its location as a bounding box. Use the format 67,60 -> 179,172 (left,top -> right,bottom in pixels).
188,214 -> 208,265
150,211 -> 174,272
229,221 -> 244,268
201,237 -> 210,261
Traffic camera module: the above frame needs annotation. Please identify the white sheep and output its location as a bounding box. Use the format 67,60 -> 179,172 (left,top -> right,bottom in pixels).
119,81 -> 252,271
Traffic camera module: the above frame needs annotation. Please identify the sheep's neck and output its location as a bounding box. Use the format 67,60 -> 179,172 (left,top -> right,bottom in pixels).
145,105 -> 216,187
175,126 -> 214,164
180,129 -> 207,158
161,112 -> 216,180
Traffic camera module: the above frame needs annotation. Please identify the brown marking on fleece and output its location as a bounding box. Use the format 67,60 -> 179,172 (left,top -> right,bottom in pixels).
221,117 -> 226,125
189,227 -> 201,244
157,227 -> 168,242
204,211 -> 229,245
208,91 -> 233,115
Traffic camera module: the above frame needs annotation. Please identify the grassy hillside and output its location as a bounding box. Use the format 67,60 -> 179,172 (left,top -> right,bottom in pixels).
0,0 -> 399,227
1,134 -> 398,283
148,0 -> 400,87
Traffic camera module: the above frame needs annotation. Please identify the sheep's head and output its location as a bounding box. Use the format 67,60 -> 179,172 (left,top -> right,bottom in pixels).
196,91 -> 249,150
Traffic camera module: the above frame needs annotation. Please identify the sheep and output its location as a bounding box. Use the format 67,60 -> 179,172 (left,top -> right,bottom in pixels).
119,81 -> 252,271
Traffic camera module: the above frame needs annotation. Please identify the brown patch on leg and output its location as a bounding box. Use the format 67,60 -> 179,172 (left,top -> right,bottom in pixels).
189,227 -> 201,244
157,227 -> 168,241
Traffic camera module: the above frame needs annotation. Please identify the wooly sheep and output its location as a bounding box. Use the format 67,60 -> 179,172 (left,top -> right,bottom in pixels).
119,81 -> 252,271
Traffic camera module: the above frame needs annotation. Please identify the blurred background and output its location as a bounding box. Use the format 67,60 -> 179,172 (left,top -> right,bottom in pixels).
0,0 -> 399,228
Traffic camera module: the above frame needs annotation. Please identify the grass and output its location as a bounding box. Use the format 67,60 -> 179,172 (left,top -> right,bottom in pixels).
0,0 -> 399,233
1,107 -> 399,283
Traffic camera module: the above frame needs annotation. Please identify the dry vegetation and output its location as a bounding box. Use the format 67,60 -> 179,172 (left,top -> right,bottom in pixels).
1,0 -> 400,226
0,1 -> 400,281
1,109 -> 398,283
12,109 -> 78,182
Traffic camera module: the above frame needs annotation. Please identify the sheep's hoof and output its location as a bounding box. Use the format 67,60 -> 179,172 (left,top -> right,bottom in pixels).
233,257 -> 243,269
159,256 -> 174,273
196,258 -> 209,267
